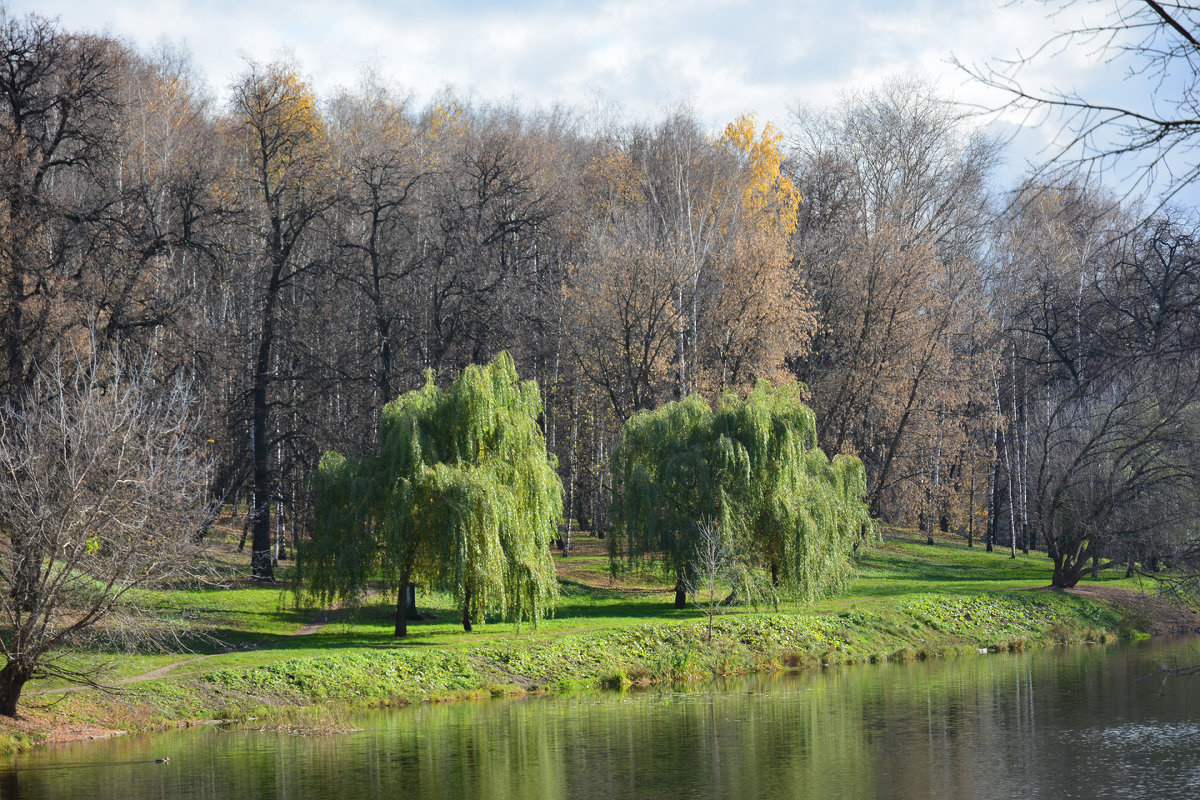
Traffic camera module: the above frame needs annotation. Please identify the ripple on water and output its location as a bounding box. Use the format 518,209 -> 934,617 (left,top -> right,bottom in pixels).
1051,721 -> 1200,800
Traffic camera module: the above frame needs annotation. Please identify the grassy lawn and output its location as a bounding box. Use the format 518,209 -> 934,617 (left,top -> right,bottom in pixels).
838,529 -> 1143,603
18,522 -> 1158,694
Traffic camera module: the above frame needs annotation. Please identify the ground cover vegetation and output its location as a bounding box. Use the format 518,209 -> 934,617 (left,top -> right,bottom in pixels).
2,6 -> 1200,729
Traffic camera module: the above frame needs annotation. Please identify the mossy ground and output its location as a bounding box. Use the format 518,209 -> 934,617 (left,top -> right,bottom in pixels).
0,522 -> 1182,753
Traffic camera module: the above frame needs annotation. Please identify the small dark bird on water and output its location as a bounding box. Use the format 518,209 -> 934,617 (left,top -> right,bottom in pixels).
155,758 -> 170,763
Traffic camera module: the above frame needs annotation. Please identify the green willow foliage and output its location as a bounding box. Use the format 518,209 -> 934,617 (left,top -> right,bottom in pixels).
610,381 -> 872,607
303,353 -> 561,635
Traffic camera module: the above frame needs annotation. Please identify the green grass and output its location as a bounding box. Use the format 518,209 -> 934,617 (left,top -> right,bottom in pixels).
6,525 -> 1168,745
837,533 -> 1143,603
82,528 -> 1156,668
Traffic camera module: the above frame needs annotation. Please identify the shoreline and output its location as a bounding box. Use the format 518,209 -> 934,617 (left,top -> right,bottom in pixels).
4,582 -> 1195,753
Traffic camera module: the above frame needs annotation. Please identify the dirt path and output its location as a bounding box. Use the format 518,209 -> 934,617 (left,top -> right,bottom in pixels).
1068,585 -> 1200,636
290,606 -> 342,637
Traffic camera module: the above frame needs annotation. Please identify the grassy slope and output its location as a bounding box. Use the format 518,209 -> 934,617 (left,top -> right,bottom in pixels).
1,526 -> 1172,750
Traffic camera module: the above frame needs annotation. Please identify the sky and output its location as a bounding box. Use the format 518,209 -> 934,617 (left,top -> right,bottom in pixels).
5,0 -> 1183,201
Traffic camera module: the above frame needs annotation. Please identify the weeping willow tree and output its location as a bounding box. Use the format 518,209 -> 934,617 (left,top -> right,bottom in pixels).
609,394 -> 720,609
610,381 -> 872,608
303,353 -> 561,636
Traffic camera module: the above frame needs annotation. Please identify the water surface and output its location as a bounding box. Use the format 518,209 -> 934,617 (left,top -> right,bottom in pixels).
3,636 -> 1199,799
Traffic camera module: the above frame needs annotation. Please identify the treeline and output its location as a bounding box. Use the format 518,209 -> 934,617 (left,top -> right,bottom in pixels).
3,12 -> 1198,586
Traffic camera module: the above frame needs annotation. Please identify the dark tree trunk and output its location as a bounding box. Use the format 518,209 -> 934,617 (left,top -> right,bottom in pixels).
250,269 -> 282,583
1050,543 -> 1089,588
1051,559 -> 1082,588
250,361 -> 273,581
462,584 -> 473,632
674,576 -> 686,610
378,329 -> 392,403
393,573 -> 414,638
0,661 -> 33,718
406,583 -> 420,619
4,267 -> 24,397
967,470 -> 975,548
987,422 -> 1003,553
394,587 -> 407,638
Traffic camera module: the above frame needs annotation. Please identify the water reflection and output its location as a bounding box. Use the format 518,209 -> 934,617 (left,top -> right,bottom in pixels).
2,637 -> 1197,799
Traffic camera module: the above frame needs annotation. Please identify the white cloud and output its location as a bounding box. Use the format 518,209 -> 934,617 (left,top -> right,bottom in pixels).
10,0 -> 1189,201
10,1 -> 1045,123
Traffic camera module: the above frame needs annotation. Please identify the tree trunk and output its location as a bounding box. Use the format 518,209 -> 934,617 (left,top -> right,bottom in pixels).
988,370 -> 1004,553
1051,558 -> 1084,589
929,408 -> 944,546
394,586 -> 408,638
674,576 -> 687,610
406,583 -> 420,620
4,267 -> 25,397
1051,543 -> 1089,588
595,408 -> 608,539
0,661 -> 33,718
393,573 -> 414,638
462,584 -> 473,632
250,365 -> 274,581
372,243 -> 393,406
1005,430 -> 1017,560
564,383 -> 579,556
250,276 -> 280,582
967,467 -> 975,548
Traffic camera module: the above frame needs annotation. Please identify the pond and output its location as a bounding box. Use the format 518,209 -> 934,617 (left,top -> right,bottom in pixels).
3,636 -> 1199,799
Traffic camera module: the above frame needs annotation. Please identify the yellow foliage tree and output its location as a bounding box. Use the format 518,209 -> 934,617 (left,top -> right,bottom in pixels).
719,114 -> 802,235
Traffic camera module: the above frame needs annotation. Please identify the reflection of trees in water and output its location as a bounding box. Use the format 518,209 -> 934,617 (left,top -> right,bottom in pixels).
8,640 -> 1200,799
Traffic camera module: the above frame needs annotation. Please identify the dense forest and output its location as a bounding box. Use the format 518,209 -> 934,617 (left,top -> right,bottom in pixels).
3,11 -> 1198,588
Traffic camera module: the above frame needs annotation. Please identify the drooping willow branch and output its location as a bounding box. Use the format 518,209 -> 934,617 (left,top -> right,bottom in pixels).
303,352 -> 562,635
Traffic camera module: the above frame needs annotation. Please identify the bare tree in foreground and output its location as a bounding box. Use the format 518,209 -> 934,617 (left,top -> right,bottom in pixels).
0,352 -> 211,716
960,1 -> 1200,210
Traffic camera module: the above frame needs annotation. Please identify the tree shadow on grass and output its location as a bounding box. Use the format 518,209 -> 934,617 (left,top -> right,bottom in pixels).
855,550 -> 1047,583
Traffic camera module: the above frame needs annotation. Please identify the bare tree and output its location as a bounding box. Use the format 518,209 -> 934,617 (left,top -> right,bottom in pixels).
688,519 -> 733,643
1012,211 -> 1200,586
0,350 -> 211,716
686,519 -> 773,642
0,11 -> 122,401
789,78 -> 998,525
1029,369 -> 1200,587
568,227 -> 681,421
229,60 -> 338,581
328,78 -> 425,408
960,1 -> 1200,210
